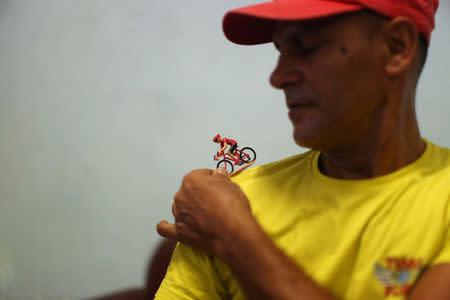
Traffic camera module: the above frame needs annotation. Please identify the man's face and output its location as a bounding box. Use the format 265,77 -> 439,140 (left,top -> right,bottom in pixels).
271,12 -> 386,151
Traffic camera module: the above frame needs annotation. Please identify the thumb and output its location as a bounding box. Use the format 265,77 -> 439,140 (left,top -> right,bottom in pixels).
156,220 -> 179,241
213,167 -> 229,177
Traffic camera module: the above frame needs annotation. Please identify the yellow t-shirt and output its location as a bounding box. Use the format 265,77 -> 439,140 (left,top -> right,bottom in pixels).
155,139 -> 450,300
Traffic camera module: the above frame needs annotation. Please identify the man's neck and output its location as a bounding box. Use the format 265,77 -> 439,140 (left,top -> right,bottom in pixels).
319,95 -> 426,180
319,138 -> 425,180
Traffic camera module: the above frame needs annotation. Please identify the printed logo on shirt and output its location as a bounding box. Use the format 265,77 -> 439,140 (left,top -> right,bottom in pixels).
374,257 -> 425,297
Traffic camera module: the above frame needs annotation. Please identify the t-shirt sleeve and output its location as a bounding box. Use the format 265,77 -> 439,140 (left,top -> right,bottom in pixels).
155,242 -> 228,300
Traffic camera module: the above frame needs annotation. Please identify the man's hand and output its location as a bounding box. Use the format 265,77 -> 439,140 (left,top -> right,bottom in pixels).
157,167 -> 254,256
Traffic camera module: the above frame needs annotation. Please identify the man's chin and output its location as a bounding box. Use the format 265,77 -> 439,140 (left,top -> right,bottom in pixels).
292,130 -> 324,151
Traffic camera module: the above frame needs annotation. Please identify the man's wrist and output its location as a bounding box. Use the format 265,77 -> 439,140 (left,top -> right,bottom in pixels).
214,215 -> 265,264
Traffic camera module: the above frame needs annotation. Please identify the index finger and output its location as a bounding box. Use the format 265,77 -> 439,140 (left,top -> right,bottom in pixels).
212,167 -> 229,177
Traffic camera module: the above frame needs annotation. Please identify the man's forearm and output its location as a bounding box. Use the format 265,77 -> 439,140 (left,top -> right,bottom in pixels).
216,218 -> 339,300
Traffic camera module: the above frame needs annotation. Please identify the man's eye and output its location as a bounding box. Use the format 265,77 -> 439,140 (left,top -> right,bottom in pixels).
291,37 -> 320,56
294,41 -> 320,55
297,45 -> 318,55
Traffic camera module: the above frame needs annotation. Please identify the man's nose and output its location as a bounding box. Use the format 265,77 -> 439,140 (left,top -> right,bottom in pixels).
270,55 -> 303,89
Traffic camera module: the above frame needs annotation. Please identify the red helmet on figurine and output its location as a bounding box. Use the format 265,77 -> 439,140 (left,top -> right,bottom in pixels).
213,134 -> 221,143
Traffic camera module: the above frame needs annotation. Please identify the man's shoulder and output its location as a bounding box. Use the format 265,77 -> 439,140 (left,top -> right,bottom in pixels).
231,150 -> 316,185
424,140 -> 450,176
429,140 -> 450,163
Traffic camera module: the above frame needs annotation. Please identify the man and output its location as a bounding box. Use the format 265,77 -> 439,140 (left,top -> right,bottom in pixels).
155,0 -> 450,299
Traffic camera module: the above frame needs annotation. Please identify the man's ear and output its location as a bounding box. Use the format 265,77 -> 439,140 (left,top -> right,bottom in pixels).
381,17 -> 418,77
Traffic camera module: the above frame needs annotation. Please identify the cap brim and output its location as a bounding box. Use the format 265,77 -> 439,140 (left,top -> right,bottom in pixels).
223,0 -> 365,45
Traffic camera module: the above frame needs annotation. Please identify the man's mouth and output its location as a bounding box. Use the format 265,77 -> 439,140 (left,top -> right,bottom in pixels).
286,98 -> 316,109
286,97 -> 317,121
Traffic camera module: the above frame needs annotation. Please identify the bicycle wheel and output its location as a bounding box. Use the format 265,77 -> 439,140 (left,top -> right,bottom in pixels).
240,147 -> 256,163
217,159 -> 234,174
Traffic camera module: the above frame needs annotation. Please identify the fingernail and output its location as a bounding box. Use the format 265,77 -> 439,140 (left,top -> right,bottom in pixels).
216,167 -> 228,176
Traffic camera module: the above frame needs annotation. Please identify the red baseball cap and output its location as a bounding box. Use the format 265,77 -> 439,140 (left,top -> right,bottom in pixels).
223,0 -> 439,46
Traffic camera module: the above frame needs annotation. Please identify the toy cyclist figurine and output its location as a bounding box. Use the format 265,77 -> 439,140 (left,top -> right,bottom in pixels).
213,134 -> 238,163
213,134 -> 256,176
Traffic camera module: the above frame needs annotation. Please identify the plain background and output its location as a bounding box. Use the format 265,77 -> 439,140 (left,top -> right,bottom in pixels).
0,1 -> 449,299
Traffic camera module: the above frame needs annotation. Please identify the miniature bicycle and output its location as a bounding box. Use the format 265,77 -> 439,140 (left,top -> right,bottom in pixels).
214,146 -> 256,174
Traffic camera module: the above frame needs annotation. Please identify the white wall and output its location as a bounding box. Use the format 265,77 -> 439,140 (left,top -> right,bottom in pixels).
0,1 -> 449,299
